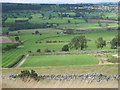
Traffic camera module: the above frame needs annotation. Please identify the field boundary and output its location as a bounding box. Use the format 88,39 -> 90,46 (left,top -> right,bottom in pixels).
29,49 -> 118,56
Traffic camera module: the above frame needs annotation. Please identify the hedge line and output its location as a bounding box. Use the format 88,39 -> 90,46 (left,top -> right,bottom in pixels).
6,55 -> 25,68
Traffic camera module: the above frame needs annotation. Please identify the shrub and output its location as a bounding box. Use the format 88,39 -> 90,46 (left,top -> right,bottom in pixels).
37,49 -> 41,53
62,45 -> 69,51
52,50 -> 55,52
18,70 -> 44,82
107,57 -> 119,63
28,51 -> 32,53
45,49 -> 51,52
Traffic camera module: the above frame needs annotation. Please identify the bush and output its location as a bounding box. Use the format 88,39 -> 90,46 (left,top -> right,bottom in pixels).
45,49 -> 51,52
18,70 -> 44,82
62,45 -> 69,51
107,57 -> 119,63
37,49 -> 41,53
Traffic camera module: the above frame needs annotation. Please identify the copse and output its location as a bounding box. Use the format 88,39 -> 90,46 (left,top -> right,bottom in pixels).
69,35 -> 87,50
95,37 -> 106,49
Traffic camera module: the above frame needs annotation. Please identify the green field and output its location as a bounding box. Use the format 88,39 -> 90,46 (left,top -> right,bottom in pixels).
2,3 -> 118,69
21,55 -> 99,67
2,29 -> 117,67
59,23 -> 118,30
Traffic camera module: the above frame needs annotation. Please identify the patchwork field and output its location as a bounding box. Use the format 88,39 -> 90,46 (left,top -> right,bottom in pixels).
2,29 -> 118,68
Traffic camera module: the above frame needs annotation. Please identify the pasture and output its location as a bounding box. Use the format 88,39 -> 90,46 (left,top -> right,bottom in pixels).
21,55 -> 99,67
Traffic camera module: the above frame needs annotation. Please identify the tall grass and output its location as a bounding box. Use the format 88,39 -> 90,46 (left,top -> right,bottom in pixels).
1,78 -> 118,88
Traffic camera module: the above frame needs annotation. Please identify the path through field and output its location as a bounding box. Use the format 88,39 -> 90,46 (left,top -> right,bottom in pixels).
16,54 -> 29,68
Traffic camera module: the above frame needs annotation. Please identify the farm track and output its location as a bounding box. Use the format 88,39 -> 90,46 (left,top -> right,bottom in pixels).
15,54 -> 29,68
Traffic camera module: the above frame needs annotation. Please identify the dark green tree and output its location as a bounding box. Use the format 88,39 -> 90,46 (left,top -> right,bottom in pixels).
95,37 -> 106,49
35,31 -> 39,34
62,45 -> 69,51
68,20 -> 71,23
110,35 -> 120,49
69,35 -> 87,50
15,36 -> 19,41
6,32 -> 9,36
48,14 -> 52,19
37,49 -> 41,53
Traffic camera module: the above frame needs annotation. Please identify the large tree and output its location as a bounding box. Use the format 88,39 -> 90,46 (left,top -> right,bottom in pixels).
110,35 -> 120,49
69,36 -> 87,50
95,37 -> 106,49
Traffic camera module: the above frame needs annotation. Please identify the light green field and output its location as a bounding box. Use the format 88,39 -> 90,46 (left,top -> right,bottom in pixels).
29,17 -> 85,24
21,55 -> 99,67
5,18 -> 29,23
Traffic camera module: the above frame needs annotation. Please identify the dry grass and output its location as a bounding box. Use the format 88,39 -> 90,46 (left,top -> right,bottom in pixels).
2,64 -> 118,75
1,78 -> 118,88
0,36 -> 12,43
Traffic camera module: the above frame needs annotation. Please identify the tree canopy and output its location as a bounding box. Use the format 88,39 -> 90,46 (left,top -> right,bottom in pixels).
69,35 -> 87,50
110,35 -> 120,49
95,37 -> 106,49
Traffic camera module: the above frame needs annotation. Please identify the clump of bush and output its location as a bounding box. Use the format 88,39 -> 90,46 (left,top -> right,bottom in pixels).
107,57 -> 119,63
62,45 -> 69,51
45,49 -> 51,52
18,70 -> 44,82
36,49 -> 41,53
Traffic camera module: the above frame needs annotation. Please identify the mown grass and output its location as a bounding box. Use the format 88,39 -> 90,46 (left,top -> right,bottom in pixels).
21,55 -> 99,67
